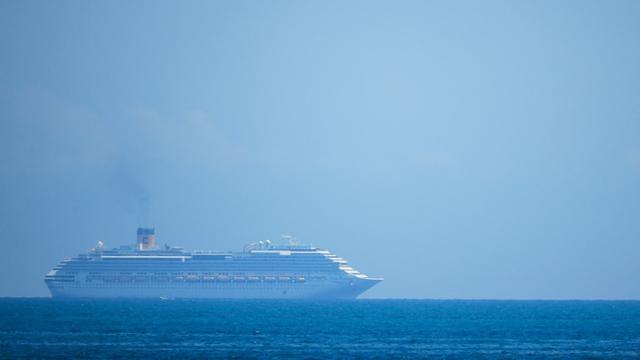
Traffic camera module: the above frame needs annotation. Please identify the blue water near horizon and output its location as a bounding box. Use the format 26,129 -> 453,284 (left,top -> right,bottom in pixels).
1,299 -> 639,359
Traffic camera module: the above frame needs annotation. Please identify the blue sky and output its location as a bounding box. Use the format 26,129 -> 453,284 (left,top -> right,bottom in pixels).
1,0 -> 639,298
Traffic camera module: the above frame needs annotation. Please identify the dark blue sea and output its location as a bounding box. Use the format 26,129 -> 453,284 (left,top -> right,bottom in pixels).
1,299 -> 639,359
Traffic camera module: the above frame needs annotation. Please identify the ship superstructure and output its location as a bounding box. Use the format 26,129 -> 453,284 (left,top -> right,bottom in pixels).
44,228 -> 382,299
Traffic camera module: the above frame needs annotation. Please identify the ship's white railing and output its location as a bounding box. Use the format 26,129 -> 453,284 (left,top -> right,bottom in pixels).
101,255 -> 191,261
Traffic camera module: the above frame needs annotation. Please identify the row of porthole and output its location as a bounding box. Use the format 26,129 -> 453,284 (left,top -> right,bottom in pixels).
70,282 -> 318,289
84,276 -> 311,283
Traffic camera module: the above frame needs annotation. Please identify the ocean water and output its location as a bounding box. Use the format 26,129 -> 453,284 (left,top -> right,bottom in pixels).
1,299 -> 639,359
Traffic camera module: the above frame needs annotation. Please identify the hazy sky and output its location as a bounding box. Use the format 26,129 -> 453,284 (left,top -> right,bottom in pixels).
1,0 -> 639,298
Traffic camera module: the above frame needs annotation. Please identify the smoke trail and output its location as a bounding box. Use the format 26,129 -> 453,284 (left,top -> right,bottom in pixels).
138,195 -> 151,228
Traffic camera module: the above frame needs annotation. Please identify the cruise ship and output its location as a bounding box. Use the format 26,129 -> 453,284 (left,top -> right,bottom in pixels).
44,228 -> 382,299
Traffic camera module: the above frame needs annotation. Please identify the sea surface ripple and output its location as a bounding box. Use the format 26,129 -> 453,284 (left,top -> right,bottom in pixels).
1,299 -> 639,359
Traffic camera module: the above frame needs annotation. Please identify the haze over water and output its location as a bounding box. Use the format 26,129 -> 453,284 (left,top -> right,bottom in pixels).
1,1 -> 639,300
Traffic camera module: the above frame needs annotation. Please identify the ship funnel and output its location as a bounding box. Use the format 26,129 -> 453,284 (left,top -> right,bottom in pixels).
137,227 -> 156,250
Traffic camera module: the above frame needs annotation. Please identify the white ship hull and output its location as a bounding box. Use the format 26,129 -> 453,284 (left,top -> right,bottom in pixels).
47,278 -> 380,299
45,229 -> 383,300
